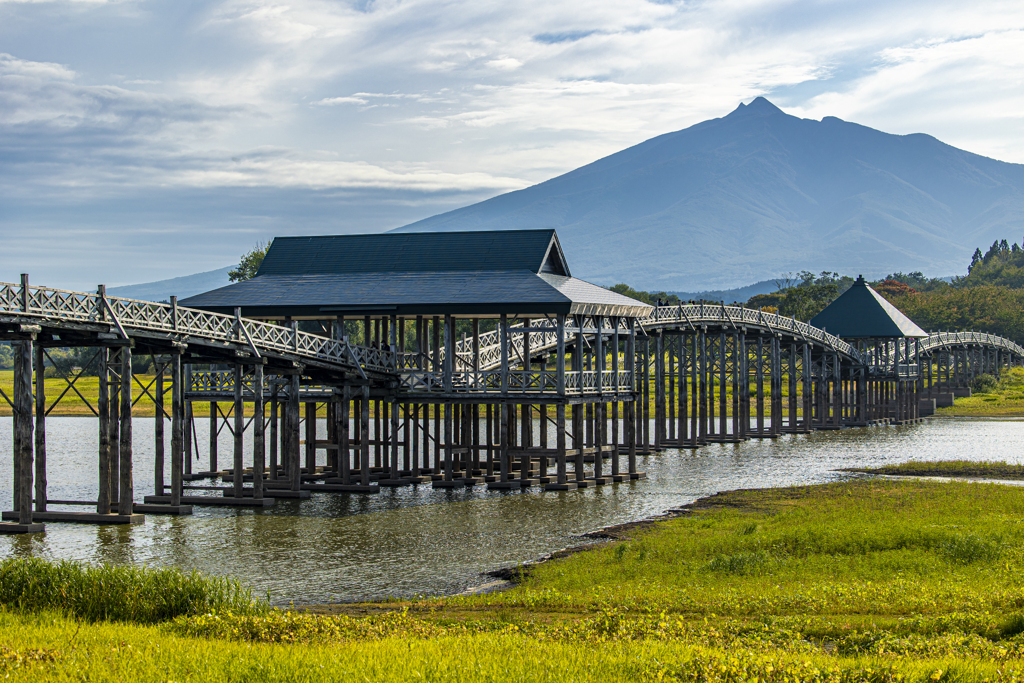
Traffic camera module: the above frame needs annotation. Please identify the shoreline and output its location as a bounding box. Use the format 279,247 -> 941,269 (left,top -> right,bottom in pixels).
301,485 -> 801,613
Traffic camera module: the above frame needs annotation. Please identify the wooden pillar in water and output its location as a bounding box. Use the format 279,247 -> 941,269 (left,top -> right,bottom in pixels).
654,330 -> 663,450
34,343 -> 46,512
269,384 -> 279,480
689,333 -> 699,447
698,328 -> 708,443
339,386 -> 351,485
573,403 -> 585,483
252,363 -> 264,500
360,386 -> 371,486
233,364 -> 244,496
110,352 -> 120,504
732,333 -> 741,440
611,317 -> 620,477
209,400 -> 218,474
499,403 -> 509,483
14,340 -> 34,524
118,348 -> 133,516
154,362 -> 164,499
170,352 -> 183,507
183,365 -> 193,478
289,373 -> 301,491
97,348 -> 110,514
719,332 -> 728,439
556,403 -> 567,484
755,337 -> 765,436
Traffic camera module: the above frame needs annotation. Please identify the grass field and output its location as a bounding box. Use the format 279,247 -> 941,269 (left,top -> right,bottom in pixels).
850,459 -> 1024,479
5,477 -> 1024,680
937,367 -> 1024,416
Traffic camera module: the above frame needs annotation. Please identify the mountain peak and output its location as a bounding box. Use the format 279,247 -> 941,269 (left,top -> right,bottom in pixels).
729,96 -> 785,118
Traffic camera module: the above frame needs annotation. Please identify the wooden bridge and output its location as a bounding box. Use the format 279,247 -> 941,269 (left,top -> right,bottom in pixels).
2,230 -> 1022,533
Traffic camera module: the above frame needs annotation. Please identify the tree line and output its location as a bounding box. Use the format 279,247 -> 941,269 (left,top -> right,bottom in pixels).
609,238 -> 1024,346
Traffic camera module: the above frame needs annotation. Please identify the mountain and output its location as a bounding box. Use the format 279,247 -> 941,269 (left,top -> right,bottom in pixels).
391,98 -> 1024,290
107,266 -> 232,302
672,279 -> 780,303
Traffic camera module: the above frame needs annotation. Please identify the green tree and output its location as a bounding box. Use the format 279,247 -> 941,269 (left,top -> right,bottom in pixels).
228,241 -> 272,282
0,343 -> 12,370
609,284 -> 679,306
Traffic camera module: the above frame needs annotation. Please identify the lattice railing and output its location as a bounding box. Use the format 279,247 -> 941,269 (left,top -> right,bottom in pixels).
642,303 -> 860,361
0,281 -> 394,374
921,331 -> 1024,358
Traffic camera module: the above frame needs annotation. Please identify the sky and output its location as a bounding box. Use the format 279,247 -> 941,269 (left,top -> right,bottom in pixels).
1,0 -> 1023,290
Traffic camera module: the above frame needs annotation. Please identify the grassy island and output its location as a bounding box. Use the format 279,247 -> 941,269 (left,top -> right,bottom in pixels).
6,478 -> 1024,680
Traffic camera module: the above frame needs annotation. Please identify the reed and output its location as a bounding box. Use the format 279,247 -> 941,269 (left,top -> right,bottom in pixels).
0,558 -> 266,623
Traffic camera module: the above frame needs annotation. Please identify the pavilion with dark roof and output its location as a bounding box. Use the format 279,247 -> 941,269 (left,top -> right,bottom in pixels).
810,275 -> 926,339
181,229 -> 649,319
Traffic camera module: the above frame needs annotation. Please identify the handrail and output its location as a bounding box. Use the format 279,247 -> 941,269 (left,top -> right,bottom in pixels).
0,281 -> 395,374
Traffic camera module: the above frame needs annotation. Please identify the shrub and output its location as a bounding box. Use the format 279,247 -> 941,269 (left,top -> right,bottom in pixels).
972,374 -> 999,393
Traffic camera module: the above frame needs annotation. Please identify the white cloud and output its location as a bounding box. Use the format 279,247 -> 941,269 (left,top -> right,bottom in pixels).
2,0 -> 1024,287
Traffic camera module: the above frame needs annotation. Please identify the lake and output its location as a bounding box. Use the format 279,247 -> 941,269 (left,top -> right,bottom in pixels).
1,416 -> 1020,604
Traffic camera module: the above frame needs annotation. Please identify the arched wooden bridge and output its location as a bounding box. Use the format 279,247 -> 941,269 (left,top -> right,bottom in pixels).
2,274 -> 1022,533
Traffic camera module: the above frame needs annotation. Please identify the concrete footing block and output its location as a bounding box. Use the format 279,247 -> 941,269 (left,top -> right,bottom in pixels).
433,480 -> 466,489
0,522 -> 45,534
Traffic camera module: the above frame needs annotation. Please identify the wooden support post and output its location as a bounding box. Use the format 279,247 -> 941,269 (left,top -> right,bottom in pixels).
253,363 -> 264,500
233,364 -> 244,497
690,334 -> 699,446
269,384 -> 279,480
118,348 -> 133,516
390,399 -> 400,480
97,348 -> 110,514
184,385 -> 193,478
110,357 -> 120,504
499,403 -> 509,482
170,353 -> 183,507
360,386 -> 371,486
154,363 -> 164,500
573,403 -> 585,482
339,387 -> 352,484
289,374 -> 301,491
698,329 -> 708,443
34,343 -> 46,512
556,403 -> 567,484
305,401 -> 316,475
755,337 -> 765,435
15,340 -> 34,524
209,401 -> 218,473
719,332 -> 728,439
641,335 -> 650,452
654,330 -> 663,450
732,334 -> 741,440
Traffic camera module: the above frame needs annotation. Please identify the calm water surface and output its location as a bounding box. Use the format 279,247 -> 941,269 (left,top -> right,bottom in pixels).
0,417 -> 1020,604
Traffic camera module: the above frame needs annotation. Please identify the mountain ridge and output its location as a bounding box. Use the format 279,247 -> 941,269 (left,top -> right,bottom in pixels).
391,98 -> 1024,290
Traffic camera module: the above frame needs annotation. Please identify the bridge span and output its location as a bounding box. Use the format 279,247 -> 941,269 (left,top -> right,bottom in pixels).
2,234 -> 1022,533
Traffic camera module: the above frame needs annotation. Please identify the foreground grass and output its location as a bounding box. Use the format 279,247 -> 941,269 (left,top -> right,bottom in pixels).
849,460 -> 1024,480
0,558 -> 265,623
7,479 -> 1024,680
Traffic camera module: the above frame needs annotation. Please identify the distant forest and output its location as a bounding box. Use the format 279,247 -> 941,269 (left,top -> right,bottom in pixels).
611,237 -> 1024,345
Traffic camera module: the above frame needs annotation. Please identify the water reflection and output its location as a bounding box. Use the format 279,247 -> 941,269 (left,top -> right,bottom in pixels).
1,417 -> 1021,604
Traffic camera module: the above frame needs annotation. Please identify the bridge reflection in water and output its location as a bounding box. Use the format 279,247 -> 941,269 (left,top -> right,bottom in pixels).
1,230 -> 1022,534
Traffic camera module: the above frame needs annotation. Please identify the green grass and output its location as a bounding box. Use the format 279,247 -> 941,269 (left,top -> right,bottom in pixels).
850,460 -> 1024,480
937,366 -> 1024,416
8,480 -> 1024,680
0,558 -> 266,623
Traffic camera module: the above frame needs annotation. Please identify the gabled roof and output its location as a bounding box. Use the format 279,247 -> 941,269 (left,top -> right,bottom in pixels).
809,276 -> 927,338
181,229 -> 648,319
256,229 -> 569,277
